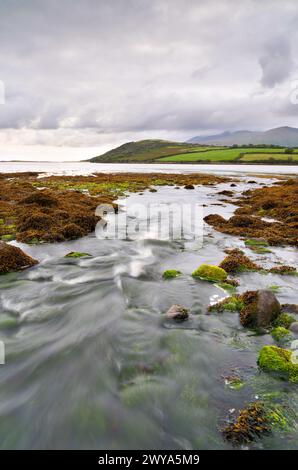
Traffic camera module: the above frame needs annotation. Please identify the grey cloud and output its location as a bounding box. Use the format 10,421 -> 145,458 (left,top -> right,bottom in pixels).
0,0 -> 297,149
259,38 -> 294,88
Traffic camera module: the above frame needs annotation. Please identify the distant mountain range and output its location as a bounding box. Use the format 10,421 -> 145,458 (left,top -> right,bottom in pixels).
188,126 -> 298,147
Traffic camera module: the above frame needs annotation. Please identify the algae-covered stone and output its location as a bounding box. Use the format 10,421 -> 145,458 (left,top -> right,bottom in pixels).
65,252 -> 92,258
192,264 -> 228,282
258,345 -> 298,383
271,327 -> 291,343
162,269 -> 182,279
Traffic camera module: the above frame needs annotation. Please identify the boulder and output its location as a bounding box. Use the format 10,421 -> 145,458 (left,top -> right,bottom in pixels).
0,241 -> 38,274
165,305 -> 189,322
240,290 -> 280,328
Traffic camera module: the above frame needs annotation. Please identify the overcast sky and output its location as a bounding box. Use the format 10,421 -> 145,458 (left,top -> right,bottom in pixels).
0,0 -> 298,160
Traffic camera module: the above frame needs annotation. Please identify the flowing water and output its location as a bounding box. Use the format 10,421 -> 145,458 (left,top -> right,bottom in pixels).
0,167 -> 297,449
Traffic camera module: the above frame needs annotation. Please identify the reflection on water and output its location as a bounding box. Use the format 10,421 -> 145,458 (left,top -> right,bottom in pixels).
0,179 -> 297,449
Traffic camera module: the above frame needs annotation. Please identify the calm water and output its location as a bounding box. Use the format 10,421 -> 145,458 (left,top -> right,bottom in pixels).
0,169 -> 297,449
0,160 -> 297,176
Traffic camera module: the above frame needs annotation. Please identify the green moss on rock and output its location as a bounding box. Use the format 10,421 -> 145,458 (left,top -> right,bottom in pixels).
162,269 -> 182,279
64,252 -> 92,258
274,313 -> 296,329
271,327 -> 291,343
192,264 -> 228,282
209,295 -> 244,313
258,345 -> 298,383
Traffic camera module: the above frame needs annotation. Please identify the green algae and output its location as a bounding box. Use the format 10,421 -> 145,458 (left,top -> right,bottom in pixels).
271,327 -> 291,343
64,252 -> 92,258
258,345 -> 298,383
192,264 -> 228,282
274,313 -> 296,329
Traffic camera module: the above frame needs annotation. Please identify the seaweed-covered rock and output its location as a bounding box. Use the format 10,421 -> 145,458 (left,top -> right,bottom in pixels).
20,191 -> 58,207
268,266 -> 297,275
219,248 -> 260,274
222,402 -> 270,445
258,345 -> 298,382
162,269 -> 182,279
61,223 -> 85,240
204,214 -> 227,226
192,264 -> 228,282
240,290 -> 280,328
165,305 -> 189,322
0,241 -> 38,274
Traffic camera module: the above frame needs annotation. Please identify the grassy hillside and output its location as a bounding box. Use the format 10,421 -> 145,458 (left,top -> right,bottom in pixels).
89,140 -> 222,162
89,139 -> 298,164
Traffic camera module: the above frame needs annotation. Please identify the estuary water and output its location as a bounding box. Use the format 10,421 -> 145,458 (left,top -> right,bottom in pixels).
0,166 -> 297,449
0,160 -> 297,176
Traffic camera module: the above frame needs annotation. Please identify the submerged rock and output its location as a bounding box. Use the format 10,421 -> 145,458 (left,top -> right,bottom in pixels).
240,290 -> 280,328
0,241 -> 38,274
258,345 -> 298,383
192,264 -> 228,282
165,305 -> 189,322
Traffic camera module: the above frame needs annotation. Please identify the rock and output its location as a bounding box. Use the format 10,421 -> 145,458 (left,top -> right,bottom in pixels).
240,290 -> 280,328
0,241 -> 38,274
165,305 -> 189,322
230,183 -> 237,187
290,322 -> 298,334
184,184 -> 195,190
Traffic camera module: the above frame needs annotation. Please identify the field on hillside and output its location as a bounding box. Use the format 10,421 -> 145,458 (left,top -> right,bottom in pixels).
122,146 -> 216,161
239,153 -> 298,162
157,147 -> 295,162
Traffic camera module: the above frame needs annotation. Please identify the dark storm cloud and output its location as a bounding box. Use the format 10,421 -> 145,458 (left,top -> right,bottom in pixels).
0,0 -> 297,146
